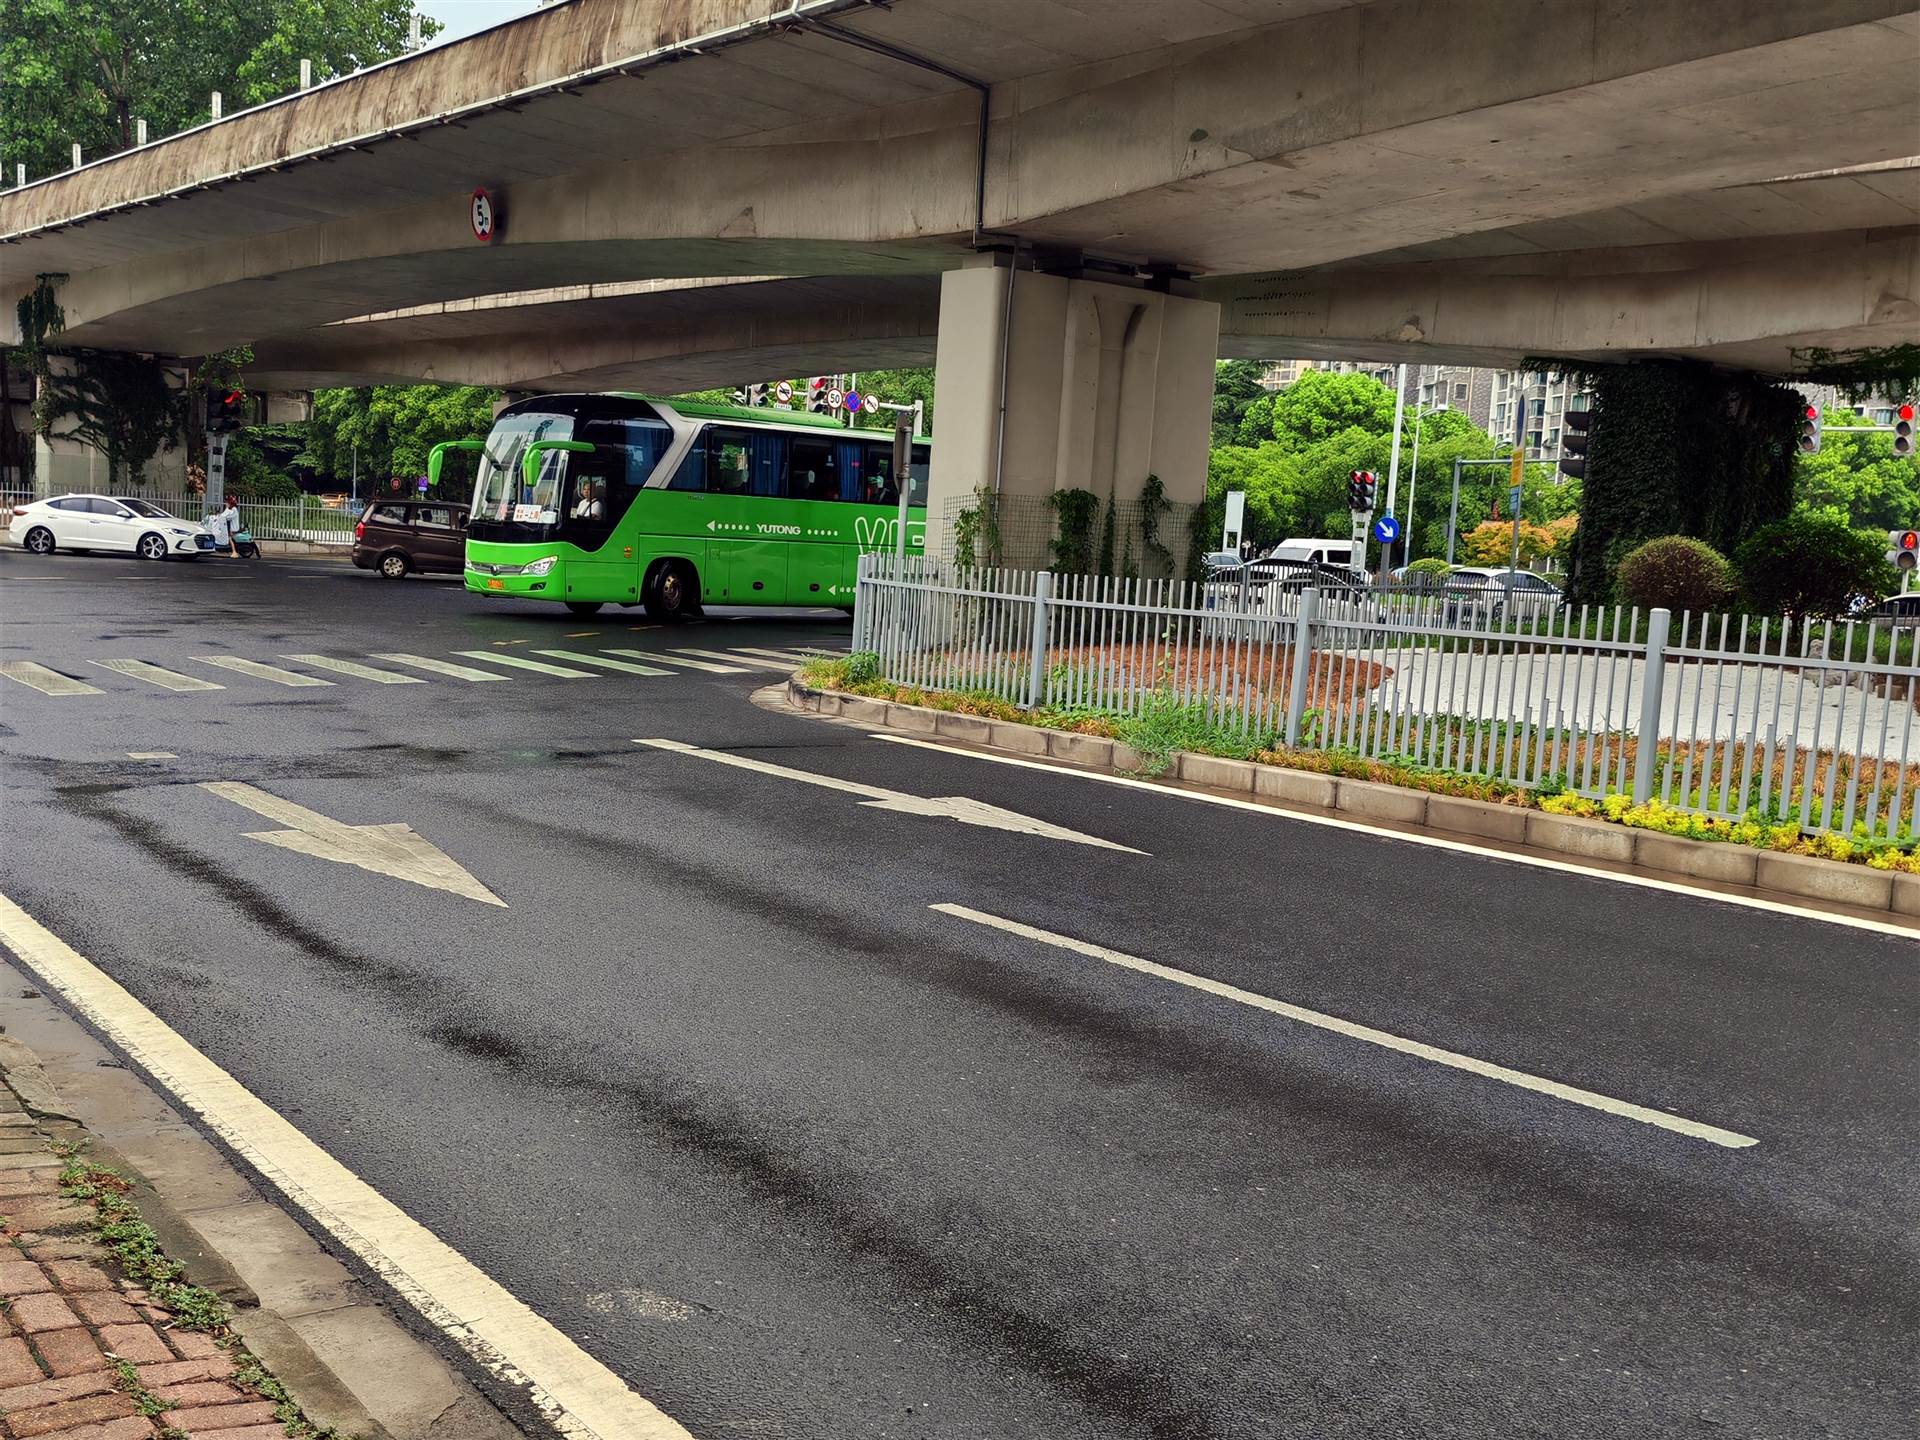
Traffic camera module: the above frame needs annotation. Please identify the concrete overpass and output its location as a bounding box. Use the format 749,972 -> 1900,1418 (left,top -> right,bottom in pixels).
5,0 -> 1918,514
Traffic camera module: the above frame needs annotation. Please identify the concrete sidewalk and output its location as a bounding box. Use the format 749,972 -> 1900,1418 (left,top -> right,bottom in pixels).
0,963 -> 524,1440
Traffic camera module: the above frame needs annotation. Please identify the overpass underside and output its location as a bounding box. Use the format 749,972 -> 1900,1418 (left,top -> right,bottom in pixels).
2,0 -> 1916,517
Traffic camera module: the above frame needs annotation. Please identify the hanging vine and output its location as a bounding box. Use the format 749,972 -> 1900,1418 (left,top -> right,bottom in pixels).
1047,487 -> 1100,573
1789,342 -> 1920,403
1138,473 -> 1174,577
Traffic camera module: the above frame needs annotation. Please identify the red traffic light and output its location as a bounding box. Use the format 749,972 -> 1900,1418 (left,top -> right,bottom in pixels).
1900,531 -> 1919,552
1899,403 -> 1915,423
1805,405 -> 1819,421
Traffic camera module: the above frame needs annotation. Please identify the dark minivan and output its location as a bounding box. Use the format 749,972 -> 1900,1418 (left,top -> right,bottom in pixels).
352,501 -> 470,578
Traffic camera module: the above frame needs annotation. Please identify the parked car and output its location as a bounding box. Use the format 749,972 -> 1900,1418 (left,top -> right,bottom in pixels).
351,500 -> 470,578
1444,568 -> 1564,624
8,495 -> 215,560
1853,593 -> 1920,627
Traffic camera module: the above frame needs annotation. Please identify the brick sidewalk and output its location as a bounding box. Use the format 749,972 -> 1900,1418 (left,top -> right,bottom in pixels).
0,1092 -> 298,1439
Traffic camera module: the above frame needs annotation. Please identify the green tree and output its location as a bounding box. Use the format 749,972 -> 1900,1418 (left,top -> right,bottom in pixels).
1793,406 -> 1920,531
1,1 -> 434,183
299,384 -> 497,496
1210,359 -> 1267,447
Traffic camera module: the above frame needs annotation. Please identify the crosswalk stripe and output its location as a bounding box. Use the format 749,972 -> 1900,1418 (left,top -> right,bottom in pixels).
534,649 -> 671,677
730,647 -> 833,664
91,659 -> 224,693
0,662 -> 104,697
603,649 -> 746,674
669,648 -> 794,671
192,656 -> 334,687
369,653 -> 511,682
452,650 -> 597,678
281,654 -> 424,685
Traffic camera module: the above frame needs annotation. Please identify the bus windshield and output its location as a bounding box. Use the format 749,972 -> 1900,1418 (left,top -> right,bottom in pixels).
472,412 -> 575,523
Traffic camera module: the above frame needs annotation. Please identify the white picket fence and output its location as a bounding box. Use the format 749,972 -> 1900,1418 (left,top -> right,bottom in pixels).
853,554 -> 1920,842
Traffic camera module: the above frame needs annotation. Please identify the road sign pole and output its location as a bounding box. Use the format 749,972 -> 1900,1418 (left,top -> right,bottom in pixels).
1446,457 -> 1462,566
893,413 -> 912,560
205,433 -> 230,511
1508,447 -> 1525,573
1383,363 -> 1407,534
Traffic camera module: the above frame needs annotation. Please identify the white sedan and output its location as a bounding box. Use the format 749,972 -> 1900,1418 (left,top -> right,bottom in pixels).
9,495 -> 216,560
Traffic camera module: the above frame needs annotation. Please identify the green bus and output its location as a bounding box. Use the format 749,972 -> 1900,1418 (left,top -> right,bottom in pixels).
449,393 -> 928,618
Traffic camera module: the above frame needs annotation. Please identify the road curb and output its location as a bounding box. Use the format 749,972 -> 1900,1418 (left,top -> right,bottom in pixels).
0,958 -> 528,1440
787,677 -> 1920,926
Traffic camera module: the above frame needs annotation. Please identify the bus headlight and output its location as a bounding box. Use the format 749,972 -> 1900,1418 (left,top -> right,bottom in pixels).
522,555 -> 558,576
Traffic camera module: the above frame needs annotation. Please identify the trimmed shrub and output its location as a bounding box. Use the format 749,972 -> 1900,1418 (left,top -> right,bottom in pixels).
1405,557 -> 1453,588
1614,536 -> 1733,614
1734,513 -> 1896,617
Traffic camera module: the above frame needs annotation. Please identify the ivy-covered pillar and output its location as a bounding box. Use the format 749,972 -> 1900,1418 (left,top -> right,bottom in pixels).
1564,360 -> 1799,602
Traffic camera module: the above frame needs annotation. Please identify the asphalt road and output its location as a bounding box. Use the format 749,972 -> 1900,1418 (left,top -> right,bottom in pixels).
0,545 -> 1914,1439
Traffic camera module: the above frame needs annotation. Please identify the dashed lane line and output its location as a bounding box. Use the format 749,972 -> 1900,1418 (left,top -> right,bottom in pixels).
0,662 -> 104,696
453,650 -> 597,678
534,649 -> 672,677
90,659 -> 224,693
932,903 -> 1760,1150
191,656 -> 333,688
370,653 -> 511,682
280,654 -> 425,685
0,893 -> 693,1440
603,649 -> 746,674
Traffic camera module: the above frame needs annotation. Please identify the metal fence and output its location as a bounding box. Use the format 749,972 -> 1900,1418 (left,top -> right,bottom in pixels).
854,554 -> 1920,842
2,491 -> 356,546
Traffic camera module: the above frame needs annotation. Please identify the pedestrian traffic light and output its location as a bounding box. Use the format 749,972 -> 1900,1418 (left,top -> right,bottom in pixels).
807,376 -> 831,414
1889,529 -> 1919,571
1347,470 -> 1376,512
1559,408 -> 1591,479
1895,402 -> 1915,459
1796,402 -> 1822,454
205,387 -> 248,433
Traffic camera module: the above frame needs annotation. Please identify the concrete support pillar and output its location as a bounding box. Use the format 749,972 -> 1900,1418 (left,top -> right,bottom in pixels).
31,358 -> 188,497
925,258 -> 1220,559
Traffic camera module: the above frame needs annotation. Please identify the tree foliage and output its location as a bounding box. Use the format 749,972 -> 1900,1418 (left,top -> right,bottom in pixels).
1614,536 -> 1734,614
1734,513 -> 1894,618
1204,368 -> 1574,564
1793,406 -> 1920,531
1210,359 -> 1267,447
298,385 -> 497,496
1,0 -> 436,181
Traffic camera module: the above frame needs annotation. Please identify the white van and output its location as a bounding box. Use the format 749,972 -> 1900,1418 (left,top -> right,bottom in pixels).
1263,537 -> 1357,568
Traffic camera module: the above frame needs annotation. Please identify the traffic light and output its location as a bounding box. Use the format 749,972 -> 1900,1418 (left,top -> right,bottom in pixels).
1347,470 -> 1376,512
205,388 -> 248,433
1796,401 -> 1822,454
732,383 -> 767,407
807,376 -> 831,414
1889,529 -> 1919,572
1895,402 -> 1915,459
1559,408 -> 1591,479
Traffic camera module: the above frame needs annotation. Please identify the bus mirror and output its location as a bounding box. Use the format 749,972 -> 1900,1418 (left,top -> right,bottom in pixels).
427,438 -> 486,488
520,439 -> 595,489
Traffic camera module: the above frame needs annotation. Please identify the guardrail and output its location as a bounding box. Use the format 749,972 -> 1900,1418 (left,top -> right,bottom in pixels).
2,491 -> 357,546
854,553 -> 1920,842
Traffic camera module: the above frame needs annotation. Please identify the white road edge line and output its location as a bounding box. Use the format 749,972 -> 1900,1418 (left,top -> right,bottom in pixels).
877,735 -> 1920,940
932,903 -> 1758,1149
0,893 -> 690,1440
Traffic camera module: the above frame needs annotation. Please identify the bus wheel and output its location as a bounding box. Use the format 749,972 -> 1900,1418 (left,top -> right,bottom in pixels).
565,601 -> 604,616
646,562 -> 697,622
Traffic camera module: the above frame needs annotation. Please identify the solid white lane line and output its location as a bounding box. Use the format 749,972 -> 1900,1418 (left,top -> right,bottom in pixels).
933,903 -> 1758,1149
281,654 -> 425,685
369,653 -> 510,682
879,735 -> 1920,941
669,648 -> 793,671
192,656 -> 332,688
452,650 -> 597,678
0,662 -> 104,696
0,893 -> 689,1440
127,752 -> 176,760
608,650 -> 747,674
91,659 -> 224,693
535,649 -> 671,677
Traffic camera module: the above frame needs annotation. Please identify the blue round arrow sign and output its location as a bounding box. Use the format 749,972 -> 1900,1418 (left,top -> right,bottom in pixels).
1373,514 -> 1400,543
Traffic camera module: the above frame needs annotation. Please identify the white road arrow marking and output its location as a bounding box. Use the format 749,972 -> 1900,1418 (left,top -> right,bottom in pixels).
201,782 -> 506,907
633,739 -> 1143,852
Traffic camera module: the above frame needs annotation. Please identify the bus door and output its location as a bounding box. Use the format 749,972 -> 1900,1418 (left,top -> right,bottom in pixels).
701,426 -> 789,604
563,418 -> 669,604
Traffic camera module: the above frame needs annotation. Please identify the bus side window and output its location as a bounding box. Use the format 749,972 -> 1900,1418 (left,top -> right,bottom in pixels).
863,441 -> 900,506
710,426 -> 786,497
667,429 -> 709,491
787,438 -> 836,502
